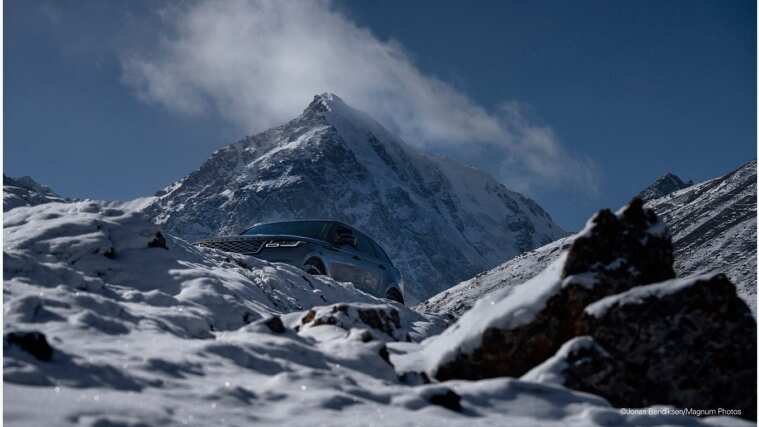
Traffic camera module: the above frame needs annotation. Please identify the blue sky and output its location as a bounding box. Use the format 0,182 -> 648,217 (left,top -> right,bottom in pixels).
5,0 -> 756,230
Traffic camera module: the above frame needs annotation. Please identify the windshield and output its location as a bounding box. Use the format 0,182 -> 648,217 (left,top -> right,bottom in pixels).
241,221 -> 331,240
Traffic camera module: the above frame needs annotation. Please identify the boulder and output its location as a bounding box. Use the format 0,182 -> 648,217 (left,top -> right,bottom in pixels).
5,331 -> 54,362
424,199 -> 675,381
580,273 -> 756,420
523,274 -> 756,420
521,336 -> 633,399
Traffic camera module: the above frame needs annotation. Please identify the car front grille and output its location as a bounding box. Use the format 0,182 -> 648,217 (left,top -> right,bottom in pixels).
195,237 -> 265,255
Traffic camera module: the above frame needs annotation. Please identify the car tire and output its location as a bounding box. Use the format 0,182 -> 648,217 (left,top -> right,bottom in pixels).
304,258 -> 325,276
385,288 -> 404,305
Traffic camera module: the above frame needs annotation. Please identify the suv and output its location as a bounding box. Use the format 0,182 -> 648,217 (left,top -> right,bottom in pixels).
195,220 -> 405,304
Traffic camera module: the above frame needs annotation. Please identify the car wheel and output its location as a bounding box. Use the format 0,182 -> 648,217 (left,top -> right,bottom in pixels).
304,258 -> 325,276
385,288 -> 404,305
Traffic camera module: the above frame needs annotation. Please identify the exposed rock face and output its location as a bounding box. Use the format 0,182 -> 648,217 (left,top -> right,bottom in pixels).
581,273 -> 756,420
418,199 -> 675,381
521,336 -> 629,397
637,172 -> 693,202
423,387 -> 462,412
299,303 -> 407,341
4,331 -> 54,362
525,274 -> 757,421
3,175 -> 66,211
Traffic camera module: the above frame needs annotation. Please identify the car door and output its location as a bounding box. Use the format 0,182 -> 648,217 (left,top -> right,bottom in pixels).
325,224 -> 383,296
348,229 -> 385,295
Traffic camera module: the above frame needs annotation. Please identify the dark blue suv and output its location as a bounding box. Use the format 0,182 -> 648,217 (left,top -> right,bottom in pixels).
196,220 -> 405,304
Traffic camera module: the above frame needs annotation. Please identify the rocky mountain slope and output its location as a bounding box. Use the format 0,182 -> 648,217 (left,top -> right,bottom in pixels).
5,189 -> 753,426
646,160 -> 757,312
420,161 -> 757,317
146,94 -> 565,303
4,175 -> 67,211
398,200 -> 756,421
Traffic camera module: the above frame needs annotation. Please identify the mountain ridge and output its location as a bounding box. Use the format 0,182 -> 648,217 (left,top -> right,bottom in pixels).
637,172 -> 693,202
420,160 -> 757,317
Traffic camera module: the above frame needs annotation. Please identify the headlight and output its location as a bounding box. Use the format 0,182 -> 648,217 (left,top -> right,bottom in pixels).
265,240 -> 303,248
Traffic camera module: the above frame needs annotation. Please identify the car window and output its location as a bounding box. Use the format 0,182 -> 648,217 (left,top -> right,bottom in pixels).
327,224 -> 377,258
353,230 -> 378,258
242,221 -> 330,240
329,224 -> 356,246
371,240 -> 391,264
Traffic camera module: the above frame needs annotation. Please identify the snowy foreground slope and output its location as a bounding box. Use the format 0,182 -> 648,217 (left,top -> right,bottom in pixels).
420,161 -> 757,318
5,198 -> 752,425
147,94 -> 565,303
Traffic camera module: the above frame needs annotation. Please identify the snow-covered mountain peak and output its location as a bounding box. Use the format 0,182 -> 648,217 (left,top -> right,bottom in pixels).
148,95 -> 565,302
304,92 -> 346,114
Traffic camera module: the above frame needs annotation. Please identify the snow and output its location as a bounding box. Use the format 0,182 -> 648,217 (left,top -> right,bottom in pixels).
5,196 -> 747,426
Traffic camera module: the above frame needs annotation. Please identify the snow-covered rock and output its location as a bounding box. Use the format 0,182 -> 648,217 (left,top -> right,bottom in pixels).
147,93 -> 565,303
521,336 -> 613,386
524,274 -> 756,420
398,199 -> 675,381
421,161 -> 757,318
296,303 -> 410,342
6,187 -> 749,426
577,274 -> 754,419
4,175 -> 67,211
637,172 -> 693,202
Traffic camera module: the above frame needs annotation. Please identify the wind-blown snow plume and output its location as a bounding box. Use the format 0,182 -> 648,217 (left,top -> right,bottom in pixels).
121,0 -> 598,195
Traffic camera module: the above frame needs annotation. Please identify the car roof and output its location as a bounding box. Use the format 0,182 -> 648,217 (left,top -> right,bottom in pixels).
246,219 -> 373,240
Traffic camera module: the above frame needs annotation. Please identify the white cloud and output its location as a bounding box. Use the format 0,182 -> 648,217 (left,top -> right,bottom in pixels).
121,0 -> 599,195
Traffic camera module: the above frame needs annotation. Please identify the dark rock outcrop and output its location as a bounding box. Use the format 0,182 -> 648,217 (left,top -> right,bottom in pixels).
425,388 -> 462,412
580,274 -> 756,419
5,331 -> 54,362
260,316 -> 286,334
524,274 -> 756,420
637,172 -> 693,202
299,303 -> 407,341
433,199 -> 674,381
147,231 -> 168,250
3,175 -> 66,211
522,336 -> 631,397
